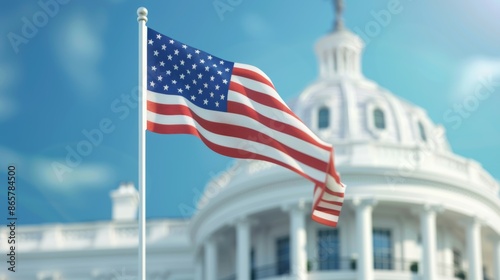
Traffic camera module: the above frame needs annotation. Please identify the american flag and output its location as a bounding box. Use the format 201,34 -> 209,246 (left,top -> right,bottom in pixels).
146,27 -> 345,227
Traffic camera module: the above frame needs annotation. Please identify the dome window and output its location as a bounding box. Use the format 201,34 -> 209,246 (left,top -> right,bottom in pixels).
373,108 -> 386,130
418,121 -> 427,142
318,107 -> 330,129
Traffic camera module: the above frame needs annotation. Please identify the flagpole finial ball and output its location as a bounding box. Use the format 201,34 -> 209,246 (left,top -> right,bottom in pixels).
137,7 -> 148,22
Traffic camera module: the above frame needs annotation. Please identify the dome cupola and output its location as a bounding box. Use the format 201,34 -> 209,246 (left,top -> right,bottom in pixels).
315,0 -> 364,79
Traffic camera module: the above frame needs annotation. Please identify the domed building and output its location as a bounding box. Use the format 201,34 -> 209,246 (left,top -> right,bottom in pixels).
3,2 -> 500,280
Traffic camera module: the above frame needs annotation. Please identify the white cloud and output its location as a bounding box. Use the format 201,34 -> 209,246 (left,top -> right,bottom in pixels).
32,158 -> 116,191
54,13 -> 105,98
0,146 -> 116,192
452,57 -> 500,102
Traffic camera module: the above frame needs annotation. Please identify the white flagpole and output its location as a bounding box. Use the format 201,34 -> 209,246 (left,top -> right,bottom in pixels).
137,7 -> 148,280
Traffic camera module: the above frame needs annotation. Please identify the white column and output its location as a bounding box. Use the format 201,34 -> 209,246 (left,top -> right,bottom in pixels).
204,238 -> 217,280
290,204 -> 307,279
420,205 -> 439,280
236,219 -> 251,280
494,237 -> 500,280
353,198 -> 377,280
466,218 -> 483,280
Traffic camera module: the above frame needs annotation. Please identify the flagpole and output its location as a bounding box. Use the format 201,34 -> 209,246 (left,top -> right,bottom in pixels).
137,7 -> 148,280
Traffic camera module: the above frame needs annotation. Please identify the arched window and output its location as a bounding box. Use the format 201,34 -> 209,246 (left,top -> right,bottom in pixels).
418,121 -> 427,142
318,107 -> 330,129
373,108 -> 385,129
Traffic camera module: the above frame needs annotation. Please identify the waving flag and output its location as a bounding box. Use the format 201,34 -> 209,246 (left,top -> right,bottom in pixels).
146,27 -> 345,226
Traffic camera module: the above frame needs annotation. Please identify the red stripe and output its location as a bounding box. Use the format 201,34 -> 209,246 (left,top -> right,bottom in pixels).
322,187 -> 345,197
232,66 -> 275,89
311,213 -> 338,227
148,101 -> 328,173
147,121 -> 323,186
229,82 -> 301,123
227,101 -> 331,151
314,207 -> 341,217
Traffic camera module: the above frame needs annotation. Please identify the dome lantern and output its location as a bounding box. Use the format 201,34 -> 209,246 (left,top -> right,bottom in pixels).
316,0 -> 364,79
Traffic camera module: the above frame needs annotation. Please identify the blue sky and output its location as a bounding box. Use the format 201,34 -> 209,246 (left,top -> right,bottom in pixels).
1,0 -> 499,225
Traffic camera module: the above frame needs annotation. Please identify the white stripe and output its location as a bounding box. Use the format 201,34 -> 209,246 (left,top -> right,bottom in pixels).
326,175 -> 345,194
148,91 -> 329,165
312,210 -> 339,223
317,201 -> 343,211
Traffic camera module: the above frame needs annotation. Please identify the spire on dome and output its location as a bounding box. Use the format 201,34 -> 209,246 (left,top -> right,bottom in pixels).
333,0 -> 344,31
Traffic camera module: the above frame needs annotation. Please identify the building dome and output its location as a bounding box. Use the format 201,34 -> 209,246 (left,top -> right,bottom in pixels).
290,26 -> 450,151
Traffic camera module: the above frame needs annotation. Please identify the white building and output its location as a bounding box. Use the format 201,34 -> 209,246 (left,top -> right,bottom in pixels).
3,4 -> 500,280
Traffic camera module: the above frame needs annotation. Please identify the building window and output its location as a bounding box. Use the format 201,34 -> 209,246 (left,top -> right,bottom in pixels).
317,229 -> 340,270
276,237 -> 290,275
453,249 -> 465,279
418,121 -> 427,142
373,108 -> 386,129
318,107 -> 330,129
373,229 -> 392,270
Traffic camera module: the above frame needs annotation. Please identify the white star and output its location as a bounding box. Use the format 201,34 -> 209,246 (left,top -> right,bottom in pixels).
178,88 -> 183,93
220,94 -> 225,100
156,34 -> 162,39
187,54 -> 192,59
203,83 -> 208,88
198,89 -> 203,94
180,60 -> 185,66
210,92 -> 214,98
150,81 -> 155,87
161,44 -> 166,50
208,55 -> 213,60
169,39 -> 174,44
160,61 -> 165,67
166,70 -> 171,75
195,50 -> 200,54
148,39 -> 153,45
198,73 -> 203,79
180,74 -> 185,79
205,66 -> 210,71
174,49 -> 179,55
192,64 -> 197,70
212,64 -> 217,68
185,84 -> 190,90
167,55 -> 173,60
151,66 -> 157,71
163,85 -> 169,91
215,101 -> 219,107
173,65 -> 179,70
215,85 -> 220,90
154,50 -> 159,56
220,60 -> 224,65
191,95 -> 196,101
222,79 -> 228,84
186,70 -> 191,74
192,80 -> 197,85
157,75 -> 163,81
225,68 -> 230,72
172,80 -> 177,84
210,76 -> 215,81
217,70 -> 222,75
203,99 -> 208,105
182,44 -> 187,49
200,59 -> 205,64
